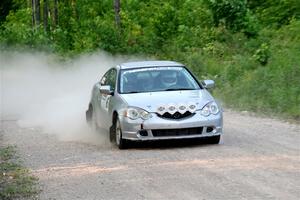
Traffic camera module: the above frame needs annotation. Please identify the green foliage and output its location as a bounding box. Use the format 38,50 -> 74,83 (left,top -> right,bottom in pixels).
0,8 -> 49,50
0,146 -> 15,161
214,20 -> 300,119
0,146 -> 38,200
207,0 -> 248,31
0,0 -> 13,24
250,0 -> 300,27
0,0 -> 299,119
0,8 -> 32,45
253,43 -> 270,65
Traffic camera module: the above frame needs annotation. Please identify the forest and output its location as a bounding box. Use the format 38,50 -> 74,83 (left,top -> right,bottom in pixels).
0,0 -> 299,119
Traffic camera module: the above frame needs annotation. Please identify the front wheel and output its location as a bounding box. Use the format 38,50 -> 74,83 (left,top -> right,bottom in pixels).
115,119 -> 127,149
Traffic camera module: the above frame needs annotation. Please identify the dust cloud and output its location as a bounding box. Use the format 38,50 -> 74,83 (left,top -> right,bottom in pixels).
0,51 -> 139,145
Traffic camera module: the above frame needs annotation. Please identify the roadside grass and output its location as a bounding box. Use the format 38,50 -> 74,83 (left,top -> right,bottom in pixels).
0,145 -> 39,200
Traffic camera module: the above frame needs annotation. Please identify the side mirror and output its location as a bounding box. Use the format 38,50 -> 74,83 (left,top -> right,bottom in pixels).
202,80 -> 215,89
100,85 -> 114,95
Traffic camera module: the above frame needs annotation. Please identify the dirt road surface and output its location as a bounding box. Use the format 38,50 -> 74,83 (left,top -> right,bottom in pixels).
1,110 -> 300,200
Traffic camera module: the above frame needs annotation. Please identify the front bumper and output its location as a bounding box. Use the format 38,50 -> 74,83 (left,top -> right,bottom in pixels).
119,111 -> 223,141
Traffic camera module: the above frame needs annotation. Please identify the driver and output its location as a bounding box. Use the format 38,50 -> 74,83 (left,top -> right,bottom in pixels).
160,70 -> 178,88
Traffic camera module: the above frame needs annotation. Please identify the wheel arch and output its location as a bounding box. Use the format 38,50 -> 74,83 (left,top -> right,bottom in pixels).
112,111 -> 118,125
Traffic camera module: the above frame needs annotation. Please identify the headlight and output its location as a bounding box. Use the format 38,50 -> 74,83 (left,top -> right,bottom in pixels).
126,108 -> 140,120
200,102 -> 219,116
210,102 -> 219,114
140,110 -> 152,120
125,107 -> 152,120
201,105 -> 210,116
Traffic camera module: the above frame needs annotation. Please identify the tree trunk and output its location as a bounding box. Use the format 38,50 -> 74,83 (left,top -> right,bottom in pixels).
43,0 -> 49,32
31,0 -> 35,27
54,0 -> 58,27
114,0 -> 121,29
35,0 -> 40,26
71,0 -> 77,19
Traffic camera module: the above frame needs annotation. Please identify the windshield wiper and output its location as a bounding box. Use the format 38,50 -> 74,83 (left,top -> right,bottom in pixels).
164,88 -> 195,91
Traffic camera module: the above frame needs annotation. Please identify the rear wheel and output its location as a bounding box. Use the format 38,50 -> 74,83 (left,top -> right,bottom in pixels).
86,105 -> 93,125
91,109 -> 99,133
207,135 -> 221,144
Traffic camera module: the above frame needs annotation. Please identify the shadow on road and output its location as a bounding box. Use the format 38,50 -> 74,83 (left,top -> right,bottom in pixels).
126,138 -> 219,150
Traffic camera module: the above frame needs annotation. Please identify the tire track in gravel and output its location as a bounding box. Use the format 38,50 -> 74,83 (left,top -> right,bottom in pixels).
1,110 -> 300,200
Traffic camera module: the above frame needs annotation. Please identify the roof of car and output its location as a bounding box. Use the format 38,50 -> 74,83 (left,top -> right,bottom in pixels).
119,61 -> 184,69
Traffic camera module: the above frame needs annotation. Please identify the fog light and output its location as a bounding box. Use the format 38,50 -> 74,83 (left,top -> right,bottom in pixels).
207,127 -> 214,133
139,130 -> 148,136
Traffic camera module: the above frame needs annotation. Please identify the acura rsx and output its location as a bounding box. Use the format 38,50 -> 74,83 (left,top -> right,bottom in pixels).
86,61 -> 223,149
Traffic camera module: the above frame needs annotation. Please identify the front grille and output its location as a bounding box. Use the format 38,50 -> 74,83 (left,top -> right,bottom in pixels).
157,111 -> 194,120
152,127 -> 203,137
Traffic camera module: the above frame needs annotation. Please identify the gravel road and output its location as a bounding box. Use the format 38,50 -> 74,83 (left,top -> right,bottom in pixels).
1,110 -> 299,200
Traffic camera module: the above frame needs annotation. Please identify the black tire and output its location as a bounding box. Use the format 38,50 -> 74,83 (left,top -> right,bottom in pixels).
114,119 -> 127,149
90,109 -> 100,133
86,105 -> 93,125
207,135 -> 221,144
109,126 -> 115,142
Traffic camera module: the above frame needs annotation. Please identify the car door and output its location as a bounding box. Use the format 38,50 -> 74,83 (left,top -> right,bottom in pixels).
92,70 -> 108,128
97,68 -> 117,129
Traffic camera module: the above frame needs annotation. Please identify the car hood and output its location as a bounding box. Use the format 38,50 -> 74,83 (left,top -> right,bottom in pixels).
120,90 -> 214,113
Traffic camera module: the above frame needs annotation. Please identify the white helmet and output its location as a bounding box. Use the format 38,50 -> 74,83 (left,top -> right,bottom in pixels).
160,71 -> 177,87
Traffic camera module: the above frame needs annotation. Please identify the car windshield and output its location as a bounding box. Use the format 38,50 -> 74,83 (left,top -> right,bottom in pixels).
119,67 -> 200,94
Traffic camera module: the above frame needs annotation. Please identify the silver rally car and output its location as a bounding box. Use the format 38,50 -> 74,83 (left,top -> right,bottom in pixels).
86,61 -> 223,149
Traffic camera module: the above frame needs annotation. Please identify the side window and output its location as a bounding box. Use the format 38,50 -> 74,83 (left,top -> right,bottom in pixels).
106,69 -> 117,90
100,72 -> 108,85
100,68 -> 117,90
